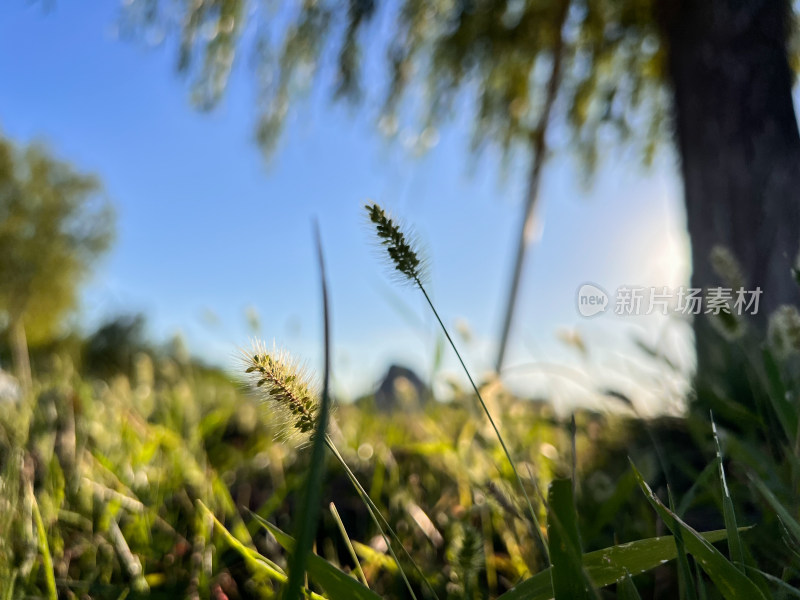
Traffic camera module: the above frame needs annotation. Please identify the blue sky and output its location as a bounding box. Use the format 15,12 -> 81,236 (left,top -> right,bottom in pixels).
0,3 -> 692,412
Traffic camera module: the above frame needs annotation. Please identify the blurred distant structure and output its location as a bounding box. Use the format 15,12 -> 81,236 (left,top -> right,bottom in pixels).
0,136 -> 114,393
374,364 -> 429,412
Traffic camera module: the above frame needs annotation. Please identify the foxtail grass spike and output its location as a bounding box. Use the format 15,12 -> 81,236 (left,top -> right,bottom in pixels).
365,202 -> 426,284
241,341 -> 432,599
768,305 -> 800,359
240,342 -> 321,442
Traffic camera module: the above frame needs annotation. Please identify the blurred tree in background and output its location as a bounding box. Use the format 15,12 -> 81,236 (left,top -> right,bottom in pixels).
120,0 -> 800,393
0,137 -> 114,392
82,313 -> 148,378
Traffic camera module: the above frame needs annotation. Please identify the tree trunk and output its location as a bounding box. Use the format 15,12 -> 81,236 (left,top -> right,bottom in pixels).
9,316 -> 32,396
494,0 -> 570,374
660,0 -> 800,406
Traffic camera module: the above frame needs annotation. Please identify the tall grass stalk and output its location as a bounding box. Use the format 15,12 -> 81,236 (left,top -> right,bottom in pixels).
366,202 -> 550,566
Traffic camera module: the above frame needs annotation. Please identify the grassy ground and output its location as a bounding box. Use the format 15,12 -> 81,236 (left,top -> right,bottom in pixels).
1,334 -> 798,599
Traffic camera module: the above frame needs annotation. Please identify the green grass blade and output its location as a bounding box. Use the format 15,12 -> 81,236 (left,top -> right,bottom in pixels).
668,487 -> 697,600
743,565 -> 800,598
198,501 -> 289,584
695,561 -> 707,600
748,473 -> 800,548
330,502 -> 369,587
617,572 -> 642,600
585,464 -> 638,540
677,460 -> 717,517
253,515 -> 383,600
284,223 -> 334,600
739,543 -> 771,597
710,414 -> 744,569
496,529 -> 732,600
760,348 -> 797,442
496,569 -> 553,600
417,283 -> 549,566
581,529 -> 732,586
1,571 -> 16,600
630,460 -> 766,600
323,437 -> 425,599
547,478 -> 596,599
352,540 -> 399,572
30,492 -> 57,600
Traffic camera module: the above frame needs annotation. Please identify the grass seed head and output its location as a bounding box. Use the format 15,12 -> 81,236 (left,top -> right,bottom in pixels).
768,305 -> 800,359
365,202 -> 426,285
710,245 -> 745,290
447,521 -> 484,593
239,341 -> 321,443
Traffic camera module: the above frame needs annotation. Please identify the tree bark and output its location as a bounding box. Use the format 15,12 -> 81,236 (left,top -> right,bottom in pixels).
660,0 -> 800,403
9,316 -> 32,396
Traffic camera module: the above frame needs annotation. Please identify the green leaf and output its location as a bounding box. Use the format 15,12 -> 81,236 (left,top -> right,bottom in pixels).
547,478 -> 595,599
630,460 -> 766,600
497,528 -> 732,600
253,515 -> 383,600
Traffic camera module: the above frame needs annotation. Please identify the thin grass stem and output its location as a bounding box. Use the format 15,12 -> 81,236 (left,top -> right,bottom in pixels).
416,280 -> 551,567
325,435 -> 440,599
329,502 -> 369,587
